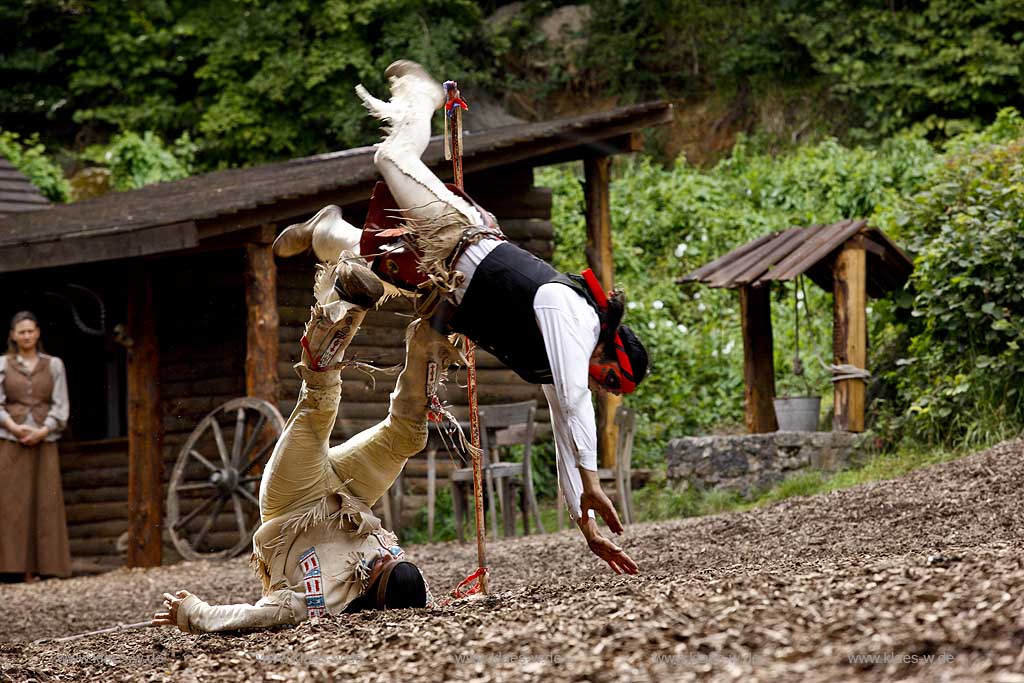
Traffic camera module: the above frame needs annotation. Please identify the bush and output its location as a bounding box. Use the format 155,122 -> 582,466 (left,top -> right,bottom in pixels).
85,131 -> 195,191
0,131 -> 69,202
876,109 -> 1024,446
790,0 -> 1024,139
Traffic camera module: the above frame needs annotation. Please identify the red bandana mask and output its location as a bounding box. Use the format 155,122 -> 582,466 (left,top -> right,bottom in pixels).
581,269 -> 637,395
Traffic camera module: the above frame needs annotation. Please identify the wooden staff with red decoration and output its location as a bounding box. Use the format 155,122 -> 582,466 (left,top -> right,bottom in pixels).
444,79 -> 489,596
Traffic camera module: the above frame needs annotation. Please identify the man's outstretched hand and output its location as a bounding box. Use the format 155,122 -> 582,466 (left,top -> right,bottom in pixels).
577,517 -> 638,575
578,471 -> 624,535
152,590 -> 192,631
579,488 -> 624,535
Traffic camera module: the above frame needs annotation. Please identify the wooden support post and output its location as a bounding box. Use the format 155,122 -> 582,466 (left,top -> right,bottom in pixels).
739,285 -> 778,433
127,270 -> 163,568
833,240 -> 867,432
245,233 -> 280,405
584,155 -> 622,469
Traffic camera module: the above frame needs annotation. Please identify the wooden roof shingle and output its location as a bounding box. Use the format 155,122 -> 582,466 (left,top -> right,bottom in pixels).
680,220 -> 913,298
0,102 -> 673,273
0,156 -> 51,217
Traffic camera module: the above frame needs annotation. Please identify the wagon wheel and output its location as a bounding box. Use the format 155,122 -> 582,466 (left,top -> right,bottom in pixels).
166,397 -> 285,561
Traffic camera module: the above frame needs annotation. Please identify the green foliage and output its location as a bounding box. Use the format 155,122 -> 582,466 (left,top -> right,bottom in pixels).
85,131 -> 195,190
489,0 -> 817,113
755,470 -> 826,504
0,0 -> 493,168
8,0 -> 1024,171
790,0 -> 1024,138
400,487 -> 457,545
874,108 -> 1024,446
491,0 -> 1024,145
0,131 -> 70,202
540,131 -> 934,465
632,477 -> 748,523
633,478 -> 701,521
533,110 -> 1024,467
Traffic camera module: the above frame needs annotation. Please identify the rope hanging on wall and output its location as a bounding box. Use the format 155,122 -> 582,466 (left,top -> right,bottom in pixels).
794,274 -> 871,384
820,360 -> 872,383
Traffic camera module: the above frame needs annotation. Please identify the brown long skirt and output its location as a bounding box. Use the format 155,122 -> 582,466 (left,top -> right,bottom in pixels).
0,438 -> 71,577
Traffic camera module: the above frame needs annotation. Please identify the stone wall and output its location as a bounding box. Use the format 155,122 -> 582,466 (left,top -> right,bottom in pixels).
666,432 -> 864,496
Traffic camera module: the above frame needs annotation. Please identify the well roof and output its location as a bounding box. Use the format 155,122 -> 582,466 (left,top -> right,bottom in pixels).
0,156 -> 51,218
680,219 -> 913,298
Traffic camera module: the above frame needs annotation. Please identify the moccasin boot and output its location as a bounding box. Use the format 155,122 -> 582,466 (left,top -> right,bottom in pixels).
389,318 -> 463,423
299,255 -> 385,374
356,61 -> 444,162
355,61 -> 444,126
273,205 -> 364,262
356,60 -> 483,233
332,252 -> 386,310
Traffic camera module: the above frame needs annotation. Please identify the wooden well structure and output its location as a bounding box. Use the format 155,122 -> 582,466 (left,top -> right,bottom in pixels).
681,219 -> 913,434
0,102 -> 673,573
0,155 -> 52,216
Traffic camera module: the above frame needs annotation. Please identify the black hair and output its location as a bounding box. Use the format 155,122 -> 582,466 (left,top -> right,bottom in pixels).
343,561 -> 427,613
383,562 -> 427,608
597,290 -> 626,351
617,324 -> 648,385
597,291 -> 648,387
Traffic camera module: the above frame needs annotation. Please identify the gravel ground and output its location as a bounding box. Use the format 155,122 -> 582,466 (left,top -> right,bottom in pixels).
2,437 -> 1024,682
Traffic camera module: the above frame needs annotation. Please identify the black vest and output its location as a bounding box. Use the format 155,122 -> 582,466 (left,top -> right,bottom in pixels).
449,242 -> 599,384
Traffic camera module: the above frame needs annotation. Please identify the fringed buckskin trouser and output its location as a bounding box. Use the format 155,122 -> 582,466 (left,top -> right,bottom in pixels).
259,320 -> 449,523
365,73 -> 495,297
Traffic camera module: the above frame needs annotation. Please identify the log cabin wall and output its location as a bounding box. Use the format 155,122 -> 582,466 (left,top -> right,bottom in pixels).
276,166 -> 557,527
61,437 -> 130,573
157,251 -> 247,560
62,251 -> 248,571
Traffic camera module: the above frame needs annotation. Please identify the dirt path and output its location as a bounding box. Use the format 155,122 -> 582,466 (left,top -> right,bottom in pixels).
2,438 -> 1023,682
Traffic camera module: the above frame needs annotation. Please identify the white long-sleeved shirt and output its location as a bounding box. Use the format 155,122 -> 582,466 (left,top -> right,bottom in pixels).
455,239 -> 599,521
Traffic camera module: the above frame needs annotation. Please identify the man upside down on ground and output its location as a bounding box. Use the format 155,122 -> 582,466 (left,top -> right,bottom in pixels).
153,257 -> 459,632
274,60 -> 649,575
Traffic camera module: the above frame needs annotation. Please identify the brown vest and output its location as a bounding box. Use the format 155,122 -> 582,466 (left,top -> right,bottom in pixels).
4,355 -> 54,426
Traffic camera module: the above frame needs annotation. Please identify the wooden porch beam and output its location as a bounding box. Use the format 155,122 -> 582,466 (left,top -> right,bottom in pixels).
739,285 -> 778,433
127,270 -> 164,567
245,228 -> 280,405
584,155 -> 621,469
833,239 -> 867,431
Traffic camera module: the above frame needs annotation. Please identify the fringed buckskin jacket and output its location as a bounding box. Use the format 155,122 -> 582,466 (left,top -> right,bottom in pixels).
176,487 -> 407,633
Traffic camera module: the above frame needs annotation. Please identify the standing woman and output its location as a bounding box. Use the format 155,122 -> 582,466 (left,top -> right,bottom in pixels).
0,311 -> 71,581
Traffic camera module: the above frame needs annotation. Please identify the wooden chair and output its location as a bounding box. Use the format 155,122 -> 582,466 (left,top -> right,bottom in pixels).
421,420 -> 469,542
452,400 -> 545,541
379,470 -> 404,534
557,404 -> 637,529
380,420 -> 466,541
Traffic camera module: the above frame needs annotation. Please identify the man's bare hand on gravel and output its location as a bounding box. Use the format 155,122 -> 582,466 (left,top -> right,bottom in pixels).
152,590 -> 191,630
578,517 -> 638,575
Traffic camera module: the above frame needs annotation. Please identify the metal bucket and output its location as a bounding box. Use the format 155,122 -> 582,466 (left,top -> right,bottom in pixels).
773,396 -> 821,432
